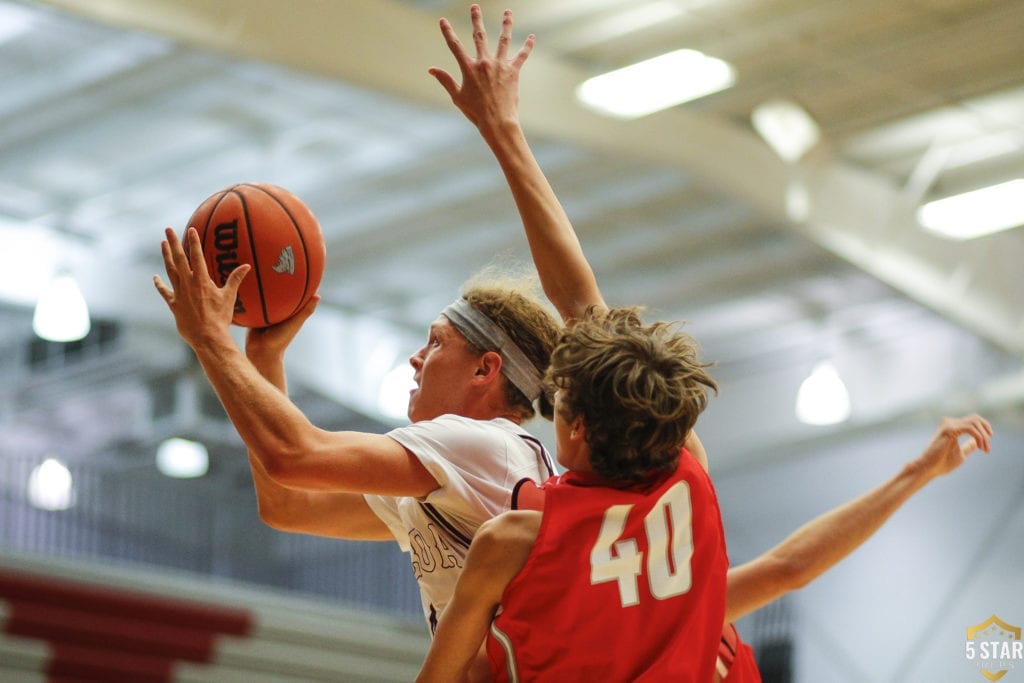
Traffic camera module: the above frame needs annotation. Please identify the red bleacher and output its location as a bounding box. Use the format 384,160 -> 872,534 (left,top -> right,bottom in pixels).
0,554 -> 430,683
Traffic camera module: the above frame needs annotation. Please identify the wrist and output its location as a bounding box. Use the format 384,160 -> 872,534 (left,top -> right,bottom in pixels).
899,456 -> 936,489
191,328 -> 241,360
246,347 -> 286,372
479,115 -> 525,147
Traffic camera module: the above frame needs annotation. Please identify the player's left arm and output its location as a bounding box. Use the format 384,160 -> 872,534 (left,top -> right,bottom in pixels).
432,5 -> 705,463
416,510 -> 541,683
724,414 -> 992,623
429,5 -> 603,324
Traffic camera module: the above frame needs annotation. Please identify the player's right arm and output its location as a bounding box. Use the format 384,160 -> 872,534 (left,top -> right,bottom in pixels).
724,414 -> 992,623
416,510 -> 540,683
155,228 -> 439,541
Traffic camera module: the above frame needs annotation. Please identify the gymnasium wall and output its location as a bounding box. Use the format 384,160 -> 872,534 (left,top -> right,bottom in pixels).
0,449 -> 424,622
717,418 -> 1024,683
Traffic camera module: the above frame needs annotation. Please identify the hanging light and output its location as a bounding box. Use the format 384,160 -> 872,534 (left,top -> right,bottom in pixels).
27,458 -> 75,511
33,273 -> 91,342
156,437 -> 209,478
795,361 -> 851,426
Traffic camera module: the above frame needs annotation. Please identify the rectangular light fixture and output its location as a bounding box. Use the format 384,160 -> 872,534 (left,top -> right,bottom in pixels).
576,49 -> 736,119
917,179 -> 1024,240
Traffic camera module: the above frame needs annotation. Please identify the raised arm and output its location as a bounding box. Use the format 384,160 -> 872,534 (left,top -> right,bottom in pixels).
430,3 -> 705,465
724,414 -> 993,623
154,227 -> 440,524
416,510 -> 540,683
430,5 -> 604,323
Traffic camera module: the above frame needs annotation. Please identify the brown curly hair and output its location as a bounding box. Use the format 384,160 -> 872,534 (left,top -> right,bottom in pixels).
546,307 -> 717,483
460,278 -> 562,421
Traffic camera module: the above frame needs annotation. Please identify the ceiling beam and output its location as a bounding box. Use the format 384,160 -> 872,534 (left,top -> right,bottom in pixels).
37,0 -> 1024,356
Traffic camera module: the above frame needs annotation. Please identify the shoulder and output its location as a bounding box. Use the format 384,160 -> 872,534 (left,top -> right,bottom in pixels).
394,414 -> 523,439
388,414 -> 517,451
477,510 -> 542,551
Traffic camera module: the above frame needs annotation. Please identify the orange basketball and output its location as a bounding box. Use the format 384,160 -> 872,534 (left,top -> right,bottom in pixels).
186,183 -> 326,328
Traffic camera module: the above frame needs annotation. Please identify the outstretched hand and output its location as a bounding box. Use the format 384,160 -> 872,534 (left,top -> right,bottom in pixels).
153,227 -> 249,348
917,414 -> 993,479
429,4 -> 533,130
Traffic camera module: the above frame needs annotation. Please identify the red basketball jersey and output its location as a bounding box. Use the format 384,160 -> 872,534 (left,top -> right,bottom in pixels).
489,451 -> 728,682
717,622 -> 763,682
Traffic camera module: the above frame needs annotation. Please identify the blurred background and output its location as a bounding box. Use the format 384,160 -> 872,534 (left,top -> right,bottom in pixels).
1,1 -> 1022,681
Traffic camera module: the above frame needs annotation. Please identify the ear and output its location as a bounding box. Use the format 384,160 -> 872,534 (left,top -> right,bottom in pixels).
569,416 -> 586,442
472,350 -> 504,385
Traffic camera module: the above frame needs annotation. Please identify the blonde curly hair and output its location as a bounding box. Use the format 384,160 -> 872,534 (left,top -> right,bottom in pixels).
460,269 -> 561,421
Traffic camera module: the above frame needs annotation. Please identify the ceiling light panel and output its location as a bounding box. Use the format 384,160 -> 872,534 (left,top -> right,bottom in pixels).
577,49 -> 736,119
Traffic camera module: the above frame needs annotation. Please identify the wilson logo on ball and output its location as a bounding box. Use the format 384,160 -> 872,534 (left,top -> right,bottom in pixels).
211,219 -> 247,316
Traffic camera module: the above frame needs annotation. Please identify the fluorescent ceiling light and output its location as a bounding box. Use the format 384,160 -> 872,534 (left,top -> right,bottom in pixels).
917,179 -> 1024,240
751,99 -> 821,163
577,49 -> 736,119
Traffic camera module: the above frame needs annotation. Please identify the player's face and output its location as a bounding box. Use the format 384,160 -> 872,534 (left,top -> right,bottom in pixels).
407,316 -> 482,422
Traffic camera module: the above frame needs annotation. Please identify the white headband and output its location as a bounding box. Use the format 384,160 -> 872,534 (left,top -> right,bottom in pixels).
442,299 -> 544,402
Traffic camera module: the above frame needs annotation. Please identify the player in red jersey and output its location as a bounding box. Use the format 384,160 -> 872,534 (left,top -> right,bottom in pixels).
418,306 -> 726,682
715,622 -> 761,682
423,6 -> 993,680
501,411 -> 991,683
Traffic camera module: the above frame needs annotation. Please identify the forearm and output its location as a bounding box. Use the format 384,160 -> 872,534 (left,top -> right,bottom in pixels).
246,346 -> 288,393
248,453 -> 393,540
418,544 -> 503,682
725,459 -> 933,622
478,119 -> 604,322
416,591 -> 495,683
418,512 -> 539,682
191,333 -> 320,469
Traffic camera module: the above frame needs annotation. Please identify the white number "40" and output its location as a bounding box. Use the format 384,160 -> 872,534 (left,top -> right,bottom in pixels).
589,481 -> 694,607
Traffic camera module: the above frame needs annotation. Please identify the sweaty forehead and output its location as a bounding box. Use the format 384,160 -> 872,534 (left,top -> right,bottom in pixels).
430,315 -> 461,341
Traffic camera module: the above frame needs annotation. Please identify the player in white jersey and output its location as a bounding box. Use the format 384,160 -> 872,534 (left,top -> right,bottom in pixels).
156,233 -> 557,632
368,413 -> 553,627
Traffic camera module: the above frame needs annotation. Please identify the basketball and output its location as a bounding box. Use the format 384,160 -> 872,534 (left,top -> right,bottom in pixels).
185,183 -> 326,328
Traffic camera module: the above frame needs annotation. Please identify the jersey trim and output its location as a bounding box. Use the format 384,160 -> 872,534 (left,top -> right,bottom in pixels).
489,621 -> 520,683
417,502 -> 472,550
510,478 -> 531,511
518,434 -> 556,479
